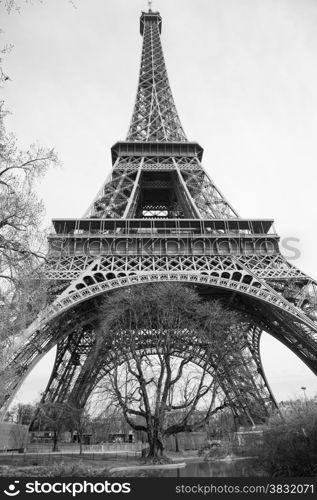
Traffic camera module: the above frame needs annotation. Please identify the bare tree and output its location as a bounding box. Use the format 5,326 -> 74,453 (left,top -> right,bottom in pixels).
0,102 -> 57,281
5,402 -> 37,425
0,102 -> 58,394
0,0 -> 76,14
67,405 -> 91,455
89,400 -> 125,444
36,402 -> 91,454
95,283 -> 247,459
0,0 -> 29,13
37,402 -> 71,452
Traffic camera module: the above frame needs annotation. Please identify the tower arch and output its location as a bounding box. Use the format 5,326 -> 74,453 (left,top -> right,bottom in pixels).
2,6 -> 317,425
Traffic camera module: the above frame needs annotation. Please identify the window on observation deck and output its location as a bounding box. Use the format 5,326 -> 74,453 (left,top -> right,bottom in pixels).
142,209 -> 169,218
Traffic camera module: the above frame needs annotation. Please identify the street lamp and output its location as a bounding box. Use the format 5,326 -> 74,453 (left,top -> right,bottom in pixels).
301,386 -> 307,404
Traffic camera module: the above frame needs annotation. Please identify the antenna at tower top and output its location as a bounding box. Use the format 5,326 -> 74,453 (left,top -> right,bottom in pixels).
148,0 -> 152,12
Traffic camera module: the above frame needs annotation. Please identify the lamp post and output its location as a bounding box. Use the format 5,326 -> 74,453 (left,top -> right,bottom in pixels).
301,386 -> 307,405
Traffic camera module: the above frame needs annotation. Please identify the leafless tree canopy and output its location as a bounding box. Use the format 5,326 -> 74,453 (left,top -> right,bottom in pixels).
94,283 -> 246,458
0,102 -> 58,392
36,401 -> 89,453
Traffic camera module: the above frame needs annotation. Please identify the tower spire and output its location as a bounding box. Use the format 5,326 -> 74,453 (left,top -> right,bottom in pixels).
127,9 -> 186,142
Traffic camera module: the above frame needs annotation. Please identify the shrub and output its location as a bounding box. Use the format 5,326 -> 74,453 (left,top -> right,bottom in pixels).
199,439 -> 233,461
49,461 -> 109,477
252,400 -> 317,477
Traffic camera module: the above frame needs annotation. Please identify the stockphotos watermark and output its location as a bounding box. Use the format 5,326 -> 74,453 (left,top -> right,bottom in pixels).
3,480 -> 131,497
49,235 -> 302,261
281,237 -> 301,261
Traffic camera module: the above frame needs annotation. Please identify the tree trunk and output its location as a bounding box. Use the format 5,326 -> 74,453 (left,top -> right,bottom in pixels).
52,431 -> 59,452
79,434 -> 83,455
147,428 -> 165,459
174,433 -> 180,453
147,440 -> 164,458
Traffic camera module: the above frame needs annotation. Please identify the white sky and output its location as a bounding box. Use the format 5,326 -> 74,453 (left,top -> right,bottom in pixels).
2,0 -> 317,405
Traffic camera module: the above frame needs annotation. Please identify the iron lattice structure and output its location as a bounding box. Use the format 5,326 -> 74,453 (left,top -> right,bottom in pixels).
2,8 -> 317,424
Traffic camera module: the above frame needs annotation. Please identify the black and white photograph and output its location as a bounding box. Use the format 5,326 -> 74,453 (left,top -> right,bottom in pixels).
0,0 -> 317,497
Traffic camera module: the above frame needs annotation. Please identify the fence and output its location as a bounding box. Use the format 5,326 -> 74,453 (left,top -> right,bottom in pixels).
0,442 -> 146,467
26,442 -> 144,454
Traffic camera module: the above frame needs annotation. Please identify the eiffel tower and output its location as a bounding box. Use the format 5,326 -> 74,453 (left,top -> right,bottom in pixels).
1,6 -> 317,424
